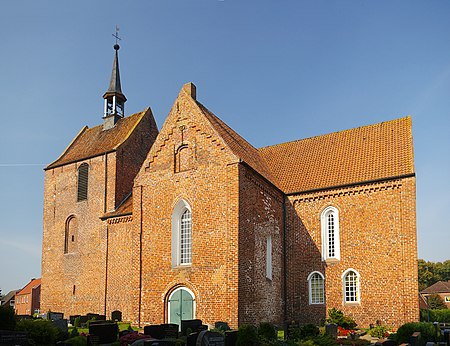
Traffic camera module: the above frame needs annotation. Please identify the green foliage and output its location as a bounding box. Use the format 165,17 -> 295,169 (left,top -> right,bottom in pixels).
326,308 -> 357,329
70,326 -> 79,338
420,308 -> 450,323
427,294 -> 447,310
237,324 -> 259,346
418,259 -> 450,291
395,322 -> 438,344
299,334 -> 338,346
65,335 -> 87,346
299,324 -> 320,339
258,322 -> 277,342
73,316 -> 81,328
0,305 -> 16,330
368,325 -> 388,338
16,319 -> 61,346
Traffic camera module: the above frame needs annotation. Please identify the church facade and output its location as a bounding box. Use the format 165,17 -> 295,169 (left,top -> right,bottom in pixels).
40,46 -> 418,328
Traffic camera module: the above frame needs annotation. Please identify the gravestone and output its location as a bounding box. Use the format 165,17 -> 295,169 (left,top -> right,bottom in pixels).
0,330 -> 28,346
143,340 -> 176,345
187,332 -> 200,346
325,323 -> 338,339
375,339 -> 397,346
182,319 -> 203,336
144,324 -> 179,340
145,325 -> 165,339
196,330 -> 225,346
89,322 -> 118,344
284,320 -> 299,340
69,315 -> 80,326
162,323 -> 179,339
48,311 -> 64,321
410,332 -> 422,346
87,313 -> 100,320
97,314 -> 106,321
214,322 -> 230,331
111,310 -> 122,322
443,330 -> 450,345
79,315 -> 89,325
225,330 -> 238,346
52,319 -> 68,333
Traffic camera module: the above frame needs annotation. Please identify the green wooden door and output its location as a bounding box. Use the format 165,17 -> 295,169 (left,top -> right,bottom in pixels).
168,288 -> 194,328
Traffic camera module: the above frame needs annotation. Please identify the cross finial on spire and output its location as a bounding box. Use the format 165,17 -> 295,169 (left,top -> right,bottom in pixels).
112,25 -> 121,50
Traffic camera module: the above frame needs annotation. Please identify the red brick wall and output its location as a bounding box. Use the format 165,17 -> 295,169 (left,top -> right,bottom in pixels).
285,177 -> 418,328
238,165 -> 285,326
133,86 -> 241,328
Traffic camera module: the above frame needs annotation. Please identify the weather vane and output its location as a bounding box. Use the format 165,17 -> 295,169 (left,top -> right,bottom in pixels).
112,26 -> 121,49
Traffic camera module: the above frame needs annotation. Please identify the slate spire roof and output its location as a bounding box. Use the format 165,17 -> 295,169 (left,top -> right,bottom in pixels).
103,44 -> 126,100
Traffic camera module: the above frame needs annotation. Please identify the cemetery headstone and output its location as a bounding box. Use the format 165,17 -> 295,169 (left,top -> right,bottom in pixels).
196,330 -> 225,346
162,323 -> 179,339
375,339 -> 397,346
182,319 -> 203,336
111,310 -> 122,322
214,322 -> 230,331
89,322 -> 118,344
48,311 -> 64,321
284,320 -> 299,340
143,340 -> 176,345
325,323 -> 338,339
69,315 -> 80,326
443,330 -> 450,345
410,332 -> 422,346
187,332 -> 200,346
52,319 -> 68,334
225,330 -> 238,346
144,324 -> 165,339
79,315 -> 89,325
0,330 -> 28,346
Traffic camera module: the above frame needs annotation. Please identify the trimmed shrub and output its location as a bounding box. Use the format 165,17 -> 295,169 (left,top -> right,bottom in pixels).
70,326 -> 80,338
326,308 -> 357,330
300,334 -> 338,346
299,324 -> 320,338
258,322 -> 277,342
65,335 -> 87,346
427,294 -> 447,310
237,324 -> 259,346
16,319 -> 61,346
421,308 -> 450,323
368,325 -> 389,339
395,322 -> 438,344
0,305 -> 16,330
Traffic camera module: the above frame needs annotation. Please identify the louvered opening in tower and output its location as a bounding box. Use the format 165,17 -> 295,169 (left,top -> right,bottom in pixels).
77,163 -> 89,201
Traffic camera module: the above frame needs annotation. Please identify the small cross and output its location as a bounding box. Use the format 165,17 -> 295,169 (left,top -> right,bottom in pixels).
112,26 -> 121,45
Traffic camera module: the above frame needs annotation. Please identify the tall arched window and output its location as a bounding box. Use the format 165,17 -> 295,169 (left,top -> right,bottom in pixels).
307,271 -> 325,304
64,216 -> 78,254
342,269 -> 360,303
77,163 -> 89,201
172,200 -> 192,266
320,206 -> 340,262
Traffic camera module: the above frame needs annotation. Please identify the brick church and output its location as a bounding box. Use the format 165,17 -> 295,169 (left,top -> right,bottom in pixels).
41,44 -> 418,328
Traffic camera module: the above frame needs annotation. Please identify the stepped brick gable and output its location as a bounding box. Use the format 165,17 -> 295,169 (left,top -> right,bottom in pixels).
41,81 -> 418,328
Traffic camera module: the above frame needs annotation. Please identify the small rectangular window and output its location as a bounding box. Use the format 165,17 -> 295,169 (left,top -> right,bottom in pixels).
266,235 -> 272,280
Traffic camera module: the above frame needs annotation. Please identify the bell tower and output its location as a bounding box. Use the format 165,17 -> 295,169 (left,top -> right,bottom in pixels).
103,29 -> 127,130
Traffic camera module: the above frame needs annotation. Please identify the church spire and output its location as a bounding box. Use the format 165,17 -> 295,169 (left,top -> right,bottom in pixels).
103,28 -> 127,130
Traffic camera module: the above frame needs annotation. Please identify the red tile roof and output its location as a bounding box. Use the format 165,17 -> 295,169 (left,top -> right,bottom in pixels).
17,278 -> 41,296
197,102 -> 277,187
46,110 -> 150,169
101,194 -> 133,219
258,117 -> 414,194
421,280 -> 450,294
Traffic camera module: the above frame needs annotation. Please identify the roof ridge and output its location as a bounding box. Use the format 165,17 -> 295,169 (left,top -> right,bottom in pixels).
259,116 -> 411,151
113,108 -> 149,150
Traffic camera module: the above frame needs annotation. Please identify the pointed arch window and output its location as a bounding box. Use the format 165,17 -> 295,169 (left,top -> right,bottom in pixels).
77,163 -> 89,201
172,200 -> 192,266
321,206 -> 340,262
308,271 -> 325,304
342,269 -> 360,303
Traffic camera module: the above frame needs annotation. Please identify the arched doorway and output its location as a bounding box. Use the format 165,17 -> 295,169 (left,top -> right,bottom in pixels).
167,287 -> 195,328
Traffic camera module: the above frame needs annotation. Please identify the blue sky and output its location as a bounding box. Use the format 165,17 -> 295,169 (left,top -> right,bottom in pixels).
1,1 -> 449,294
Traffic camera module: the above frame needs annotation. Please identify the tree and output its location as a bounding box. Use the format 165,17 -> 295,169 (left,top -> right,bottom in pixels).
427,294 -> 447,310
418,259 -> 450,291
